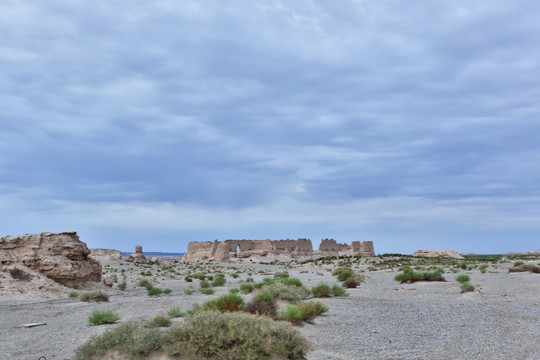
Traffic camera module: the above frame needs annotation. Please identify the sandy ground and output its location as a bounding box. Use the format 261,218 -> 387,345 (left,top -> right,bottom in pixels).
1,259 -> 539,360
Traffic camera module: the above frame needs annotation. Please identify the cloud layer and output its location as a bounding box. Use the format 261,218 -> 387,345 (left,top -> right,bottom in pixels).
2,1 -> 539,253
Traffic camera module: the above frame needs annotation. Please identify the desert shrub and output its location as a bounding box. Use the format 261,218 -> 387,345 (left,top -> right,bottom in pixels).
281,277 -> 303,287
509,263 -> 540,273
231,273 -> 240,278
332,267 -> 355,281
80,291 -> 109,302
460,282 -> 475,293
168,306 -> 184,318
455,274 -> 470,283
88,310 -> 120,325
331,284 -> 349,297
138,279 -> 153,289
246,276 -> 254,282
74,322 -> 164,360
311,283 -> 331,297
184,275 -> 193,282
394,268 -> 445,283
280,301 -> 328,324
147,287 -> 163,296
163,288 -> 172,294
118,281 -> 127,291
244,298 -> 278,319
459,262 -> 467,270
343,277 -> 360,288
192,272 -> 206,280
10,267 -> 31,281
166,311 -> 310,360
199,280 -> 211,288
202,293 -> 244,312
184,288 -> 194,295
254,283 -> 310,303
274,272 -> 289,279
211,277 -> 226,287
199,288 -> 214,295
68,291 -> 80,298
240,283 -> 254,294
149,314 -> 172,327
228,287 -> 240,294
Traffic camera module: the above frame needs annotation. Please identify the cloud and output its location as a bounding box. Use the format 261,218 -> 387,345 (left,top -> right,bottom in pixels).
1,0 -> 540,253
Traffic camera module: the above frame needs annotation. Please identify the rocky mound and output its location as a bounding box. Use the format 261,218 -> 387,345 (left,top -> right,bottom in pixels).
90,248 -> 122,262
0,232 -> 103,298
413,249 -> 463,259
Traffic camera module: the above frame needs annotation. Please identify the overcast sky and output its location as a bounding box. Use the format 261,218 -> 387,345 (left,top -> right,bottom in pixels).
1,1 -> 539,254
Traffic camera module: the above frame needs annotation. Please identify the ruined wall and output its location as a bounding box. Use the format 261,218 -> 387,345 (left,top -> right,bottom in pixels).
351,241 -> 375,256
318,239 -> 349,252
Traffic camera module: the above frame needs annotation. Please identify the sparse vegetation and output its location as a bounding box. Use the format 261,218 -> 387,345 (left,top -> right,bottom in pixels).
148,313 -> 172,327
80,291 -> 109,302
394,267 -> 445,283
281,301 -> 328,324
68,291 -> 80,298
199,288 -> 214,295
201,293 -> 245,312
455,274 -> 470,283
88,310 -> 120,325
168,306 -> 184,318
460,282 -> 475,293
508,263 -> 540,273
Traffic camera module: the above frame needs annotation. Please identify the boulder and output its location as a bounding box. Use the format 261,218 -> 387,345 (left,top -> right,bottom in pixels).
103,277 -> 114,287
126,245 -> 148,264
0,232 -> 102,287
413,249 -> 463,259
90,248 -> 122,261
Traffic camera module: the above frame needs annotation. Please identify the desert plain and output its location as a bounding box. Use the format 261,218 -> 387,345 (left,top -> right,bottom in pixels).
1,254 -> 540,360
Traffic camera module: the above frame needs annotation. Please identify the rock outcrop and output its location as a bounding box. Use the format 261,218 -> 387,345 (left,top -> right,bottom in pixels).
90,248 -> 122,261
0,232 -> 102,288
413,249 -> 463,259
183,238 -> 375,263
126,245 -> 147,264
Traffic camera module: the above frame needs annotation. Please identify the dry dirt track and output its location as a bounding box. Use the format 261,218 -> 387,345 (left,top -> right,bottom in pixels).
1,261 -> 539,360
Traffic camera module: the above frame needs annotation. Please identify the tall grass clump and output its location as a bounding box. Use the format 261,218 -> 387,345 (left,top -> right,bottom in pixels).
148,313 -> 172,327
168,306 -> 184,318
68,291 -> 80,298
460,282 -> 475,293
455,274 -> 470,283
311,283 -> 331,297
281,301 -> 328,324
88,310 -> 120,325
509,263 -> 540,273
202,293 -> 245,312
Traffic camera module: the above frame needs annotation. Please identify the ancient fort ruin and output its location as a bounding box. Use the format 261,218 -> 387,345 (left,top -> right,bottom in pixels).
182,238 -> 375,262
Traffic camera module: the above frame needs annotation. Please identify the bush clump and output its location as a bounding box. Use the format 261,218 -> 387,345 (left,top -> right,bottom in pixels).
509,263 -> 540,273
80,291 -> 109,302
460,282 -> 475,293
281,277 -> 303,287
88,310 -> 120,325
281,301 -> 328,324
166,311 -> 310,359
138,279 -> 153,289
148,314 -> 172,327
244,297 -> 278,319
199,288 -> 214,295
455,274 -> 470,283
240,283 -> 254,294
202,293 -> 244,312
168,306 -> 184,318
68,291 -> 80,298
254,283 -> 310,303
147,287 -> 163,296
394,267 -> 445,283
311,283 -> 331,297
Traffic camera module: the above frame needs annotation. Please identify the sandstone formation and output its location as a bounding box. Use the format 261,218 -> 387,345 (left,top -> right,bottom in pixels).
183,238 -> 375,263
0,232 -> 102,288
413,249 -> 463,259
126,245 -> 147,263
90,248 -> 122,261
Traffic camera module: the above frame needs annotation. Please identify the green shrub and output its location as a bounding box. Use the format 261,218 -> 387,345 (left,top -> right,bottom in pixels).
166,311 -> 310,360
184,288 -> 194,295
231,273 -> 240,278
118,281 -> 127,291
199,280 -> 211,288
280,301 -> 328,324
311,283 -> 331,297
274,272 -> 289,279
246,276 -> 254,282
199,288 -> 214,295
74,322 -> 164,359
168,306 -> 184,318
331,284 -> 349,297
228,287 -> 240,294
80,291 -> 109,302
88,310 -> 120,325
394,268 -> 445,283
211,277 -> 226,287
192,272 -> 206,280
460,282 -> 475,293
163,288 -> 172,294
184,275 -> 193,282
254,283 -> 310,303
149,314 -> 172,327
138,279 -> 153,289
202,293 -> 245,312
455,274 -> 470,283
68,291 -> 80,298
333,267 -> 355,281
281,277 -> 303,287
459,262 -> 467,270
509,263 -> 540,273
147,287 -> 163,296
240,283 -> 254,294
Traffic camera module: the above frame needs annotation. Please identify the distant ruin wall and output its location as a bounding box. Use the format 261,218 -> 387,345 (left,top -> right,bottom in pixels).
183,238 -> 374,262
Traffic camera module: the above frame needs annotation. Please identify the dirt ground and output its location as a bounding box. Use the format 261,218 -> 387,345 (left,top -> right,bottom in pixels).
1,258 -> 539,360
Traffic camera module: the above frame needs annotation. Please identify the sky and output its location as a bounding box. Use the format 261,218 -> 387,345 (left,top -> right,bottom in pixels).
1,1 -> 539,254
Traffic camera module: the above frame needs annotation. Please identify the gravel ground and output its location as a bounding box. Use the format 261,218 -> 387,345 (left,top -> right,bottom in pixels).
1,261 -> 539,360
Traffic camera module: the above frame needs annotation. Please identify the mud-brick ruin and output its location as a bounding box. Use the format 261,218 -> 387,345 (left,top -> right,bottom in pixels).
182,238 -> 375,263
